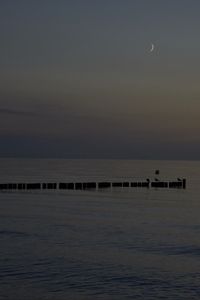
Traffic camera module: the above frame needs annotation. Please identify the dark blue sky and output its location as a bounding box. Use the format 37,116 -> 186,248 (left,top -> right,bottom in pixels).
1,1 -> 200,159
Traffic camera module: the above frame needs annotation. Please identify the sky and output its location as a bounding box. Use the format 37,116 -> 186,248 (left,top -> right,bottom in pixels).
1,0 -> 200,159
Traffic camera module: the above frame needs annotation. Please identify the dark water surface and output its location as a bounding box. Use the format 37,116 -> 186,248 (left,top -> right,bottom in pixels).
0,159 -> 200,299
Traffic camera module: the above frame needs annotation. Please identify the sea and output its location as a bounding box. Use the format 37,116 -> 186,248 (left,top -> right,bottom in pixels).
0,158 -> 200,300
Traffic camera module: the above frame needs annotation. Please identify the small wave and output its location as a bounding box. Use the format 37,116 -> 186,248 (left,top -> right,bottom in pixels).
0,230 -> 30,237
141,245 -> 200,257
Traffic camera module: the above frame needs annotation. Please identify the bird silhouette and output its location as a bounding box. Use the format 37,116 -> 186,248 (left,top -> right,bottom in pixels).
154,178 -> 159,181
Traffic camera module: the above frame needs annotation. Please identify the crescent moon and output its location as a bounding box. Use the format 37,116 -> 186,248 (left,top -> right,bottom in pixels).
150,43 -> 154,52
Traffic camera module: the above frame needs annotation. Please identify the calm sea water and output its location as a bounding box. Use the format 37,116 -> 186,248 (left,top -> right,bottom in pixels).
0,159 -> 200,300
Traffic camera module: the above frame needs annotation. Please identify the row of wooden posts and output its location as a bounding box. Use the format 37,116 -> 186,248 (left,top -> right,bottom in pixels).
0,179 -> 186,191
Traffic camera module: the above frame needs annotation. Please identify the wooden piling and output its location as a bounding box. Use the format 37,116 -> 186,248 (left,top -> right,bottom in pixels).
75,182 -> 83,190
98,182 -> 111,189
59,183 -> 74,190
151,182 -> 168,188
86,182 -> 96,189
182,179 -> 186,189
0,178 -> 187,191
123,182 -> 129,187
112,182 -> 123,187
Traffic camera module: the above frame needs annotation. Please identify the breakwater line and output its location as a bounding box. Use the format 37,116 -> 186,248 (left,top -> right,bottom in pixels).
0,179 -> 186,191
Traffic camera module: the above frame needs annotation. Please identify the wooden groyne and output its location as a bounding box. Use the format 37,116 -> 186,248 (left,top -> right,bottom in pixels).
0,179 -> 186,191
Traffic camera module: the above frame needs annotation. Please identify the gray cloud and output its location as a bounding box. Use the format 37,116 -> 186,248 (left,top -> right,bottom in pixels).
0,108 -> 37,116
